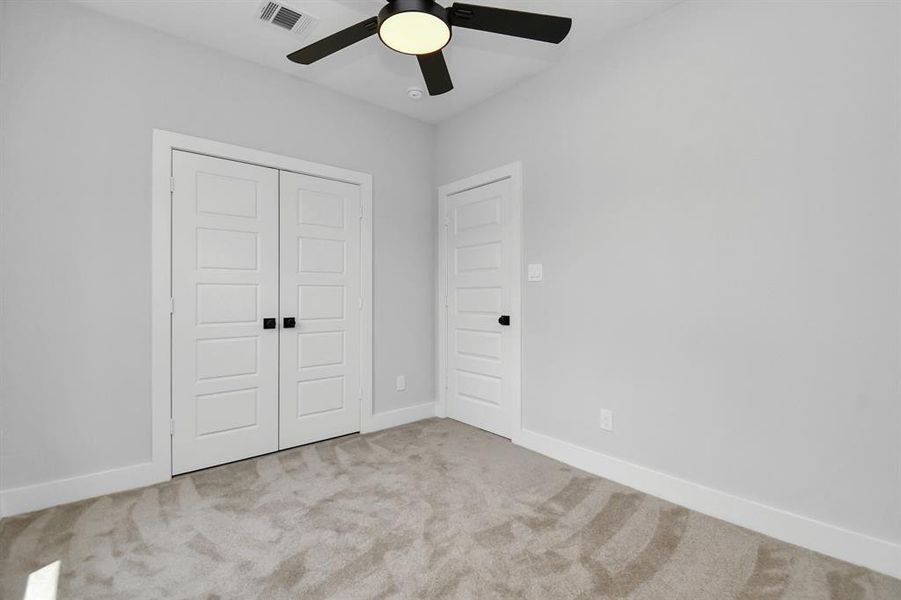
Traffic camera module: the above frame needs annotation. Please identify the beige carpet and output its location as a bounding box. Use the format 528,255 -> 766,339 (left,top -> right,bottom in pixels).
1,418 -> 898,599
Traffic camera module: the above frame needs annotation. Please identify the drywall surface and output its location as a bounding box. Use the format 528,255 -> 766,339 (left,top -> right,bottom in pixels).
437,0 -> 901,544
0,0 -> 434,490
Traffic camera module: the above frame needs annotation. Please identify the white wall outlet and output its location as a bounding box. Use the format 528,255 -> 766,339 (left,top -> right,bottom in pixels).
527,263 -> 543,282
395,375 -> 406,391
600,409 -> 614,432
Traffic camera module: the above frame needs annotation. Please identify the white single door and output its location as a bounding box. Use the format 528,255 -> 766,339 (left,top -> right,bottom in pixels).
279,171 -> 362,448
171,151 -> 280,474
445,177 -> 517,437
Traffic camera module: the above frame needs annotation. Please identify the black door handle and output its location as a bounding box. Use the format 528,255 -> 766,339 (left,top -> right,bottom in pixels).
284,317 -> 296,329
263,318 -> 277,330
498,315 -> 511,326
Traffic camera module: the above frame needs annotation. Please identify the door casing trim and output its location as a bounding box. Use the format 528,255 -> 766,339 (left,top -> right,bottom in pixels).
436,162 -> 523,440
152,129 -> 374,478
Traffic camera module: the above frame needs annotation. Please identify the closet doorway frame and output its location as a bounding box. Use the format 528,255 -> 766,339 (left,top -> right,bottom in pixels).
151,129 -> 374,479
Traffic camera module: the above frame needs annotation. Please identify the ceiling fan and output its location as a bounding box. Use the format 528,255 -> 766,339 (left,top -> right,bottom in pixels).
286,0 -> 572,96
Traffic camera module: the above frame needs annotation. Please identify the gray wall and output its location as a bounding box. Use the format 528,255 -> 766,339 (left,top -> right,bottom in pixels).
0,0 -> 435,490
436,0 -> 901,543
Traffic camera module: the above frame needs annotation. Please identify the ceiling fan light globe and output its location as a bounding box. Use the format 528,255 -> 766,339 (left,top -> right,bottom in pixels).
378,0 -> 451,56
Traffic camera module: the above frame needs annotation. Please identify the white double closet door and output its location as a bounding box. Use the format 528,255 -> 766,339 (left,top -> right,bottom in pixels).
171,150 -> 362,475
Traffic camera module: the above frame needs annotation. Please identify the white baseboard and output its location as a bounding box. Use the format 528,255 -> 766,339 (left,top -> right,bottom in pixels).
364,402 -> 436,433
0,403 -> 439,520
514,427 -> 901,580
0,461 -> 169,519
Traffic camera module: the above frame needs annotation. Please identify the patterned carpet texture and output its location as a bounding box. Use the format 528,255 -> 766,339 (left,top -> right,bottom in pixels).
1,418 -> 899,599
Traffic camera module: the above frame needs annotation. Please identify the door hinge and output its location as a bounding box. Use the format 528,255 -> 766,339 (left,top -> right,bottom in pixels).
169,419 -> 175,436
169,297 -> 175,314
358,297 -> 363,310
444,374 -> 448,389
169,177 -> 175,193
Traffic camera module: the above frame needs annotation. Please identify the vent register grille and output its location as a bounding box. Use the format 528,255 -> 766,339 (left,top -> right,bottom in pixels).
258,1 -> 318,37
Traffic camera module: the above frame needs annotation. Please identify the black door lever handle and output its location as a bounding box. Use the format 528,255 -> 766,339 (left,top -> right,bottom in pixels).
263,318 -> 277,330
498,315 -> 511,326
284,317 -> 296,329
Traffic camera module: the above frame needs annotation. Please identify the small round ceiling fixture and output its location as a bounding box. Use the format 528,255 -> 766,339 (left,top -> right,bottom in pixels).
378,0 -> 451,56
407,87 -> 425,100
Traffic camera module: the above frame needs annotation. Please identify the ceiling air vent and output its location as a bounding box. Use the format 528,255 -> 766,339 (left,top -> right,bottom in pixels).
258,1 -> 318,38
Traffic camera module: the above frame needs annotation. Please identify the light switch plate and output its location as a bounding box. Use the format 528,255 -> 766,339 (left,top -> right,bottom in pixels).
528,263 -> 543,282
396,375 -> 406,391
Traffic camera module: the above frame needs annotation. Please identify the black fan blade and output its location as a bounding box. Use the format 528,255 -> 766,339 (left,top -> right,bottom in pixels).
450,3 -> 571,44
287,17 -> 378,64
417,51 -> 453,96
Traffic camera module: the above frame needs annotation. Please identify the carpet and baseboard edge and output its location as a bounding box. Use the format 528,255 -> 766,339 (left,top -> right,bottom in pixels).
513,427 -> 901,580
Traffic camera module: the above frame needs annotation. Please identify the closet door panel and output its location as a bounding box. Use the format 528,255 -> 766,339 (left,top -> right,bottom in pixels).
279,172 -> 362,448
171,151 -> 279,474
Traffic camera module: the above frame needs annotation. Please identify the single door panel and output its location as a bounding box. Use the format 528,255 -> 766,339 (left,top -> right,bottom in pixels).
446,178 -> 515,437
171,151 -> 280,474
279,172 -> 362,448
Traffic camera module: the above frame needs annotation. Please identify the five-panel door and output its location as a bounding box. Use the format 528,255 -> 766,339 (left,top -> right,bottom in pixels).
279,172 -> 362,449
171,151 -> 362,474
445,178 -> 515,438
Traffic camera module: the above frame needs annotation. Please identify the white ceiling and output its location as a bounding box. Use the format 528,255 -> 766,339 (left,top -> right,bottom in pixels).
71,0 -> 676,123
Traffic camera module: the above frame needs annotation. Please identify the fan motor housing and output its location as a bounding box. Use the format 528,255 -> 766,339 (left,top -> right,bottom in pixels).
378,0 -> 452,55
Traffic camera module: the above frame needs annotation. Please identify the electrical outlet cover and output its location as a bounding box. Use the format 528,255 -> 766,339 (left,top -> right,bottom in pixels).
600,409 -> 614,432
